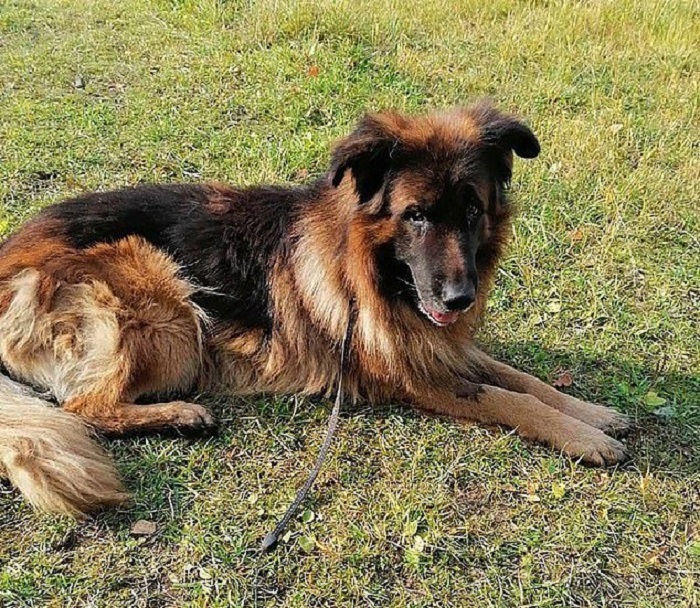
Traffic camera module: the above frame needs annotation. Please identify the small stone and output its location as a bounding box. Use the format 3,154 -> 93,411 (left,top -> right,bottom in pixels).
130,519 -> 157,537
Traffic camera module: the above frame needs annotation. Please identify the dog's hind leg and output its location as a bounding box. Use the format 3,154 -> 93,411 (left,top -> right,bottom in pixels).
466,349 -> 631,437
0,237 -> 217,438
63,398 -> 215,436
56,251 -> 217,436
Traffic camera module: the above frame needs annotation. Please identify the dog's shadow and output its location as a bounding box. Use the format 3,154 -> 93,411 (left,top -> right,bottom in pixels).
487,341 -> 699,474
94,340 -> 698,536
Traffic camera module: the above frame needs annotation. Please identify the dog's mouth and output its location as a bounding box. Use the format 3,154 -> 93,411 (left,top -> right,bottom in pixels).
427,308 -> 460,326
415,298 -> 461,327
405,264 -> 468,327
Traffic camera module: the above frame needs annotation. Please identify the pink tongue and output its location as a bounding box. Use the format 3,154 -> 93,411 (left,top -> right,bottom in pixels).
430,310 -> 459,325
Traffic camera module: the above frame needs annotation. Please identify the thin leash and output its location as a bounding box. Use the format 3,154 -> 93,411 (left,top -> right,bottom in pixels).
260,303 -> 356,552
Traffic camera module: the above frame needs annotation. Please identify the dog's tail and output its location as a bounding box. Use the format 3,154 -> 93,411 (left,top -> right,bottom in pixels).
0,371 -> 126,517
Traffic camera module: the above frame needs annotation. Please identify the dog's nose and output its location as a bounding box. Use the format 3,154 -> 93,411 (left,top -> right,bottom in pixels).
441,281 -> 476,311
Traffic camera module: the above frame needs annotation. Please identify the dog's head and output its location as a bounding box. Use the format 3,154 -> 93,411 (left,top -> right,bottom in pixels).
330,101 -> 539,326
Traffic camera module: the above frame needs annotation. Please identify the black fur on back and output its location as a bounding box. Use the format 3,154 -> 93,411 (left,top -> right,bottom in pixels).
41,183 -> 311,330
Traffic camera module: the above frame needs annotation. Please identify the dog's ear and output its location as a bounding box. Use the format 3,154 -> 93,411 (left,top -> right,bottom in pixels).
483,115 -> 540,160
330,113 -> 403,205
469,101 -> 540,160
458,101 -> 540,186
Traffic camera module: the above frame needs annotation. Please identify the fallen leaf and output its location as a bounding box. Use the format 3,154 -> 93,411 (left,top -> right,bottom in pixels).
307,65 -> 319,77
553,371 -> 573,388
301,509 -> 315,524
645,547 -> 666,566
547,301 -> 562,313
130,520 -> 156,537
569,228 -> 584,243
643,391 -> 666,408
298,535 -> 315,552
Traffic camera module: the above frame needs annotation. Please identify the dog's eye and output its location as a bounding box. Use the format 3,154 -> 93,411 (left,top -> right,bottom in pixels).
405,208 -> 427,224
466,205 -> 484,222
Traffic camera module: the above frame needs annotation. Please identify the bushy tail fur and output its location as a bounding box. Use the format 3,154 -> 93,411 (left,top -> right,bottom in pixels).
0,372 -> 126,517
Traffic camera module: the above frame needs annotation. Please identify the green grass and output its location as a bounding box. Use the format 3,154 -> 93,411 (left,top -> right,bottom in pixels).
0,0 -> 698,605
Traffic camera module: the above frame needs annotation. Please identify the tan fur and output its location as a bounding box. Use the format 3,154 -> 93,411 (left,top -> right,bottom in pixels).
0,237 -> 203,408
0,373 -> 126,516
0,236 -> 213,515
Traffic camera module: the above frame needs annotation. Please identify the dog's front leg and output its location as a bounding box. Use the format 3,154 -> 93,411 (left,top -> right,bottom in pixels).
415,385 -> 629,467
465,349 -> 631,437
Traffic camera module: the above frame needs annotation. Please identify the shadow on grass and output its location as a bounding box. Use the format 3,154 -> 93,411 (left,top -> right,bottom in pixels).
91,341 -> 698,538
488,341 -> 700,475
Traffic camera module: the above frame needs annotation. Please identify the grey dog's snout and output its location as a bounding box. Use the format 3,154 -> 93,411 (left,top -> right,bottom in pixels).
440,279 -> 476,311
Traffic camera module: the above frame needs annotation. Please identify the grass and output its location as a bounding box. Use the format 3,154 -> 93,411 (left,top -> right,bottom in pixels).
0,0 -> 698,605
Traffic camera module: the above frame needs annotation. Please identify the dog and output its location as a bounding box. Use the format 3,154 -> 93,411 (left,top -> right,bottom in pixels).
0,101 -> 631,517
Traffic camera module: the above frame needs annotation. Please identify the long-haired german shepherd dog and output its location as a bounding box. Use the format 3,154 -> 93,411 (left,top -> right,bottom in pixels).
0,101 -> 631,517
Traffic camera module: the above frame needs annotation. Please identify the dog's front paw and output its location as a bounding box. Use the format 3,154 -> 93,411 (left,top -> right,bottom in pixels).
579,403 -> 633,438
560,427 -> 630,467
